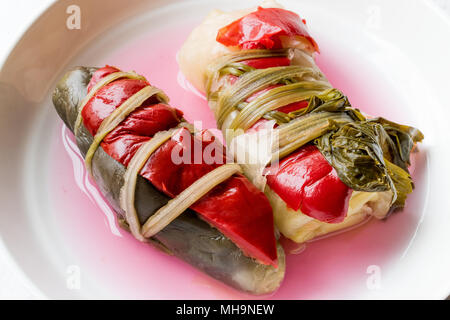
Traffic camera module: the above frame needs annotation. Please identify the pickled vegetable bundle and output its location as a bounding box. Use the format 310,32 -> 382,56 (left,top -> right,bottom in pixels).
52,66 -> 285,294
178,0 -> 423,243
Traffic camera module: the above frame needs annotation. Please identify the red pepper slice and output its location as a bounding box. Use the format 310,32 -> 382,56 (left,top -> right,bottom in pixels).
82,78 -> 151,136
81,67 -> 278,266
242,56 -> 291,69
101,103 -> 183,166
217,7 -> 319,52
265,145 -> 352,223
276,100 -> 309,114
87,65 -> 120,92
227,57 -> 291,85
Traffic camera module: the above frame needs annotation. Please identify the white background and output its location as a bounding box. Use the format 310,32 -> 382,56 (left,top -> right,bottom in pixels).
0,0 -> 449,300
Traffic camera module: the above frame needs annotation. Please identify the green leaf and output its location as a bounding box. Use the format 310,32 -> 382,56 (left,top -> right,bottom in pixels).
315,121 -> 392,193
315,120 -> 418,210
368,117 -> 424,170
385,159 -> 414,210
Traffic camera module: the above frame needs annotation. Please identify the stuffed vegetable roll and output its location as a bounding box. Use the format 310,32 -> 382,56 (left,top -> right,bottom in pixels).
52,65 -> 285,294
178,0 -> 423,243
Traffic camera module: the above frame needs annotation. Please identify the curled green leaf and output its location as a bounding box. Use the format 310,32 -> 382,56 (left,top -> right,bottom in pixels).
315,120 -> 420,210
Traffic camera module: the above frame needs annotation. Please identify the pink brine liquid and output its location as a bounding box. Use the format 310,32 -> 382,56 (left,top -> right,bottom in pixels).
49,22 -> 427,299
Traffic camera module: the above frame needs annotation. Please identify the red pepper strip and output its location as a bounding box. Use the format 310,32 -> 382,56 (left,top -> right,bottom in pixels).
265,145 -> 352,223
87,65 -> 120,92
227,57 -> 291,85
241,56 -> 291,69
81,67 -> 278,266
82,79 -> 151,136
276,100 -> 309,114
226,56 -> 291,86
101,103 -> 183,166
217,7 -> 319,52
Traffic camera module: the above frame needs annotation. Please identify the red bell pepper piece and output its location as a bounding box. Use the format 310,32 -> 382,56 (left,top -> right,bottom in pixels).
217,7 -> 319,52
242,56 -> 291,69
265,145 -> 352,223
81,67 -> 278,266
87,65 -> 121,92
276,100 -> 309,114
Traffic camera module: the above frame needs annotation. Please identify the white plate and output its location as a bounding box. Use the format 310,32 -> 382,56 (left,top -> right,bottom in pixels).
0,0 -> 449,299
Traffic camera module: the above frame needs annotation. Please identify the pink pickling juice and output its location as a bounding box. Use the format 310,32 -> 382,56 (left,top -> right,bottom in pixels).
49,22 -> 427,299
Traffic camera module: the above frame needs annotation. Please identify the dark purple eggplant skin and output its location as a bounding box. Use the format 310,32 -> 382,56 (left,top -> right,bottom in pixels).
52,66 -> 285,295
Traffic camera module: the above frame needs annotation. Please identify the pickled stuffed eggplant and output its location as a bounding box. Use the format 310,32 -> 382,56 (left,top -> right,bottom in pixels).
52,66 -> 285,295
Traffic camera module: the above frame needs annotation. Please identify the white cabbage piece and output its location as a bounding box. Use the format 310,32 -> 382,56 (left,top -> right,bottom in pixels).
266,188 -> 392,243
